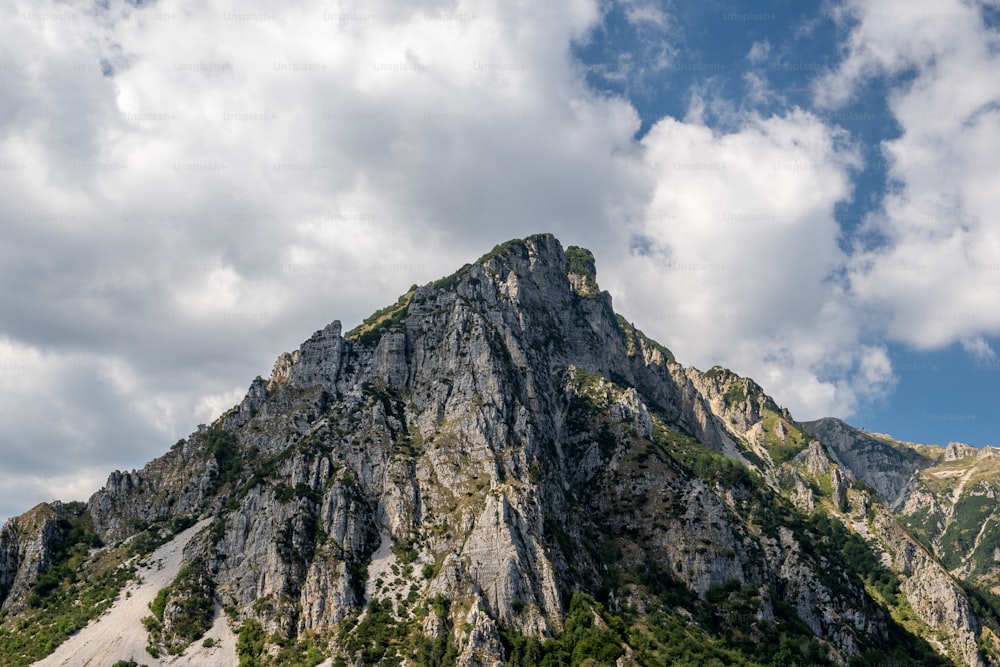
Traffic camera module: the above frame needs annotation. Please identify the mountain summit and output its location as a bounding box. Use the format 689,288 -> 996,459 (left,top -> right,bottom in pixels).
1,234 -> 998,666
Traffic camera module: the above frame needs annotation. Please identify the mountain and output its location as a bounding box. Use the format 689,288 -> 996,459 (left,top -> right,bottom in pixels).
1,233 -> 998,666
807,419 -> 1000,605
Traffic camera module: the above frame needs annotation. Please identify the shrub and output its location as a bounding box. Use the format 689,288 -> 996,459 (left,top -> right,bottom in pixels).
237,619 -> 265,667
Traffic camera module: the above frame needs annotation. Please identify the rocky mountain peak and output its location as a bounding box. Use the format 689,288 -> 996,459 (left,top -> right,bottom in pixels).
0,234 -> 996,667
945,442 -> 979,461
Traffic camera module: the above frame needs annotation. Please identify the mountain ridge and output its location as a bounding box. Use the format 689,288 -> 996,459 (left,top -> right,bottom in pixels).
0,233 -> 997,666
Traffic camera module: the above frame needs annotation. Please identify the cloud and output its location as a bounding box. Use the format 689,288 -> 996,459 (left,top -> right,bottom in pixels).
962,337 -> 998,362
747,39 -> 771,65
817,0 -> 1000,352
611,108 -> 877,419
623,1 -> 671,30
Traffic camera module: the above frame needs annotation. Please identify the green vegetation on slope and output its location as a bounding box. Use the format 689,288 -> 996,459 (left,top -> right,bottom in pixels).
206,426 -> 242,487
344,289 -> 415,345
760,408 -> 809,464
0,546 -> 134,665
615,314 -> 676,364
143,557 -> 215,656
331,595 -> 459,667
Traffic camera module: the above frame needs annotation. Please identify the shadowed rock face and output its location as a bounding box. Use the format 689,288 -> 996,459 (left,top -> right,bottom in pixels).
0,503 -> 64,614
1,234 -> 995,666
802,417 -> 931,507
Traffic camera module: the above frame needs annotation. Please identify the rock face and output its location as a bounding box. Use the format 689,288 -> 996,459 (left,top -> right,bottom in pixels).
1,234 -> 997,666
867,506 -> 985,667
803,417 -> 931,507
0,503 -> 64,614
807,416 -> 1000,612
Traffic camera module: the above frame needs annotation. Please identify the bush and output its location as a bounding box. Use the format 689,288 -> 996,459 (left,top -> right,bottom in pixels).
145,558 -> 215,656
205,427 -> 241,485
237,619 -> 265,667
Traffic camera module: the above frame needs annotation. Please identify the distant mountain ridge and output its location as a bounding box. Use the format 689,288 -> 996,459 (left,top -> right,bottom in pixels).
807,418 -> 1000,600
0,233 -> 998,666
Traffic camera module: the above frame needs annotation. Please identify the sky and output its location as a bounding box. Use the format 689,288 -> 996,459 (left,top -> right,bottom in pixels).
1,0 -> 999,522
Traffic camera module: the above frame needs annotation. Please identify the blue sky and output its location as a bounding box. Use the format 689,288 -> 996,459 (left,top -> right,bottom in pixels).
0,0 -> 999,520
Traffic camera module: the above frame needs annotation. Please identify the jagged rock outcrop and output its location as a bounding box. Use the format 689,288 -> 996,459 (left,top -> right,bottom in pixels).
946,442 -> 979,461
0,503 -> 64,614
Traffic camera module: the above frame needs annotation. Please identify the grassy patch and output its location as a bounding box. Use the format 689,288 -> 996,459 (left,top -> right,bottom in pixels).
344,290 -> 415,345
615,315 -> 676,364
0,547 -> 136,665
760,409 -> 808,465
